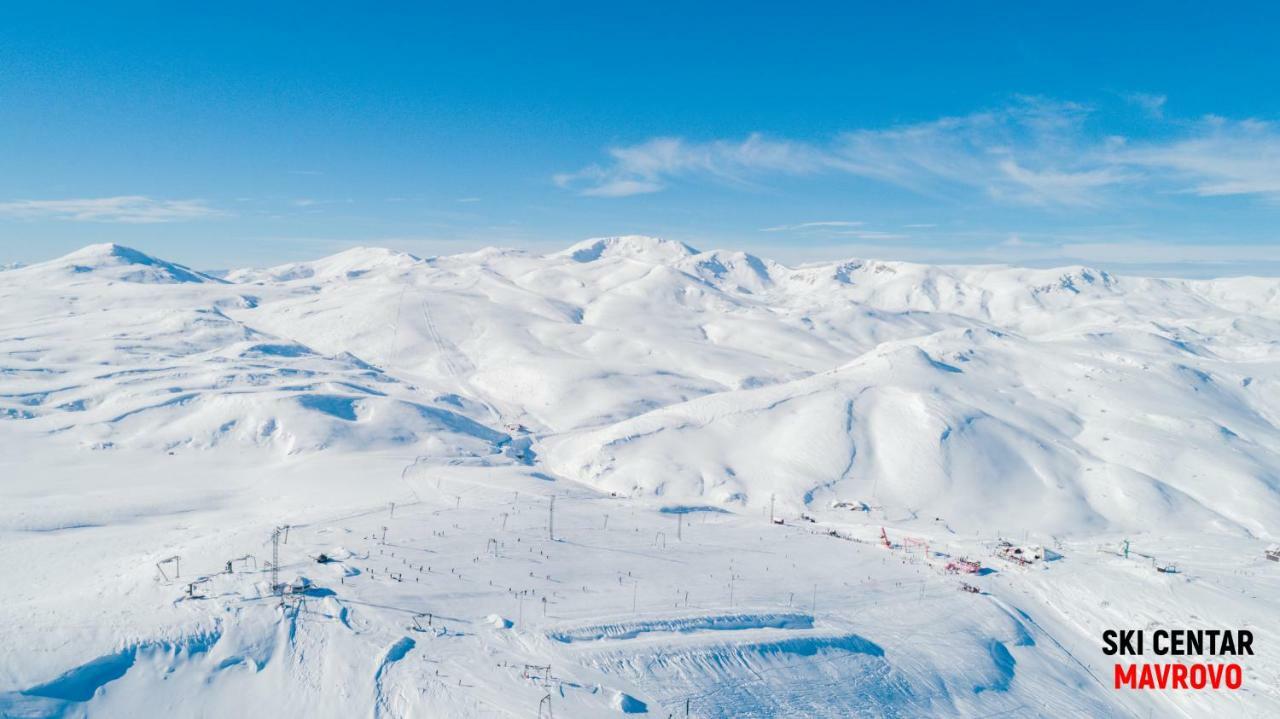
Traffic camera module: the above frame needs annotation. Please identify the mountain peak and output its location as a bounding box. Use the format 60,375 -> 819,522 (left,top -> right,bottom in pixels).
227,246 -> 422,283
322,246 -> 421,264
38,243 -> 220,284
559,235 -> 699,264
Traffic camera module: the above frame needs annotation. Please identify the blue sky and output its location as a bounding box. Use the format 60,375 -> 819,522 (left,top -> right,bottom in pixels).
2,2 -> 1279,275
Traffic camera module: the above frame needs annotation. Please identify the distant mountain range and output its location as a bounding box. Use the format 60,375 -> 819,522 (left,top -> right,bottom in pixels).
4,237 -> 1278,537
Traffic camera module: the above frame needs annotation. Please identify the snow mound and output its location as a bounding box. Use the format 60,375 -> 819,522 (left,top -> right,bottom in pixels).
227,247 -> 422,283
484,614 -> 514,629
558,235 -> 699,264
17,243 -> 223,284
610,691 -> 647,713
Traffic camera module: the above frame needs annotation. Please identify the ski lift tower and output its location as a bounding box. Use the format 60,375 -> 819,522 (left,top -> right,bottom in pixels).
270,525 -> 289,603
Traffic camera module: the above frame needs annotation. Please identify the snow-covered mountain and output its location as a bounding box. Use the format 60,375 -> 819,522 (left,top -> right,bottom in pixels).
0,244 -> 507,457
5,238 -> 1277,533
2,238 -> 1278,717
23,242 -> 226,284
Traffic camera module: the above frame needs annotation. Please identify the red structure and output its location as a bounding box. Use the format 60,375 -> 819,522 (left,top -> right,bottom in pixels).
903,536 -> 929,554
946,558 -> 982,574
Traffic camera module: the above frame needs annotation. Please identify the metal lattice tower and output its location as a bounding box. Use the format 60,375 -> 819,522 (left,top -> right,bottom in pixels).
271,526 -> 285,602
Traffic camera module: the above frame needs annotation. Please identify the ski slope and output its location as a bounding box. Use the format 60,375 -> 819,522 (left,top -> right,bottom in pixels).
1,238 -> 1277,717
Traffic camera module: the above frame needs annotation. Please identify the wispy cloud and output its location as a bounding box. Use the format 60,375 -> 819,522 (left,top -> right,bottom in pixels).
556,98 -> 1280,207
821,99 -> 1128,206
557,100 -> 1121,205
1124,92 -> 1167,118
990,160 -> 1129,207
0,196 -> 224,223
554,134 -> 828,197
1118,118 -> 1280,197
756,220 -> 910,242
838,230 -> 910,240
760,221 -> 864,232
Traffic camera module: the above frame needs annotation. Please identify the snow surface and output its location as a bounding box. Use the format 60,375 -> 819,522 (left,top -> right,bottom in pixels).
1,238 -> 1277,717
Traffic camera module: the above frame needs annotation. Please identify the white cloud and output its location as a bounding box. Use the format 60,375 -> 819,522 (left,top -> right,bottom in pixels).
583,177 -> 665,198
760,221 -> 864,232
557,100 -> 1122,205
1125,92 -> 1168,118
0,196 -> 224,223
803,99 -> 1124,206
991,160 -> 1130,207
837,230 -> 910,240
556,99 -> 1280,207
554,134 -> 830,197
1118,118 -> 1280,198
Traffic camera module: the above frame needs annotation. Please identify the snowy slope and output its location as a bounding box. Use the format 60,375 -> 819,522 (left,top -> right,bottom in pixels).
0,245 -> 509,457
543,329 -> 1280,536
22,243 -> 226,285
2,238 -> 1278,717
204,236 -> 1280,535
6,237 -> 1280,532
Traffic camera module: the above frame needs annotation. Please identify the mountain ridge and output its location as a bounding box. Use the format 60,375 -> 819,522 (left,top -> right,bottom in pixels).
4,237 -> 1278,537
